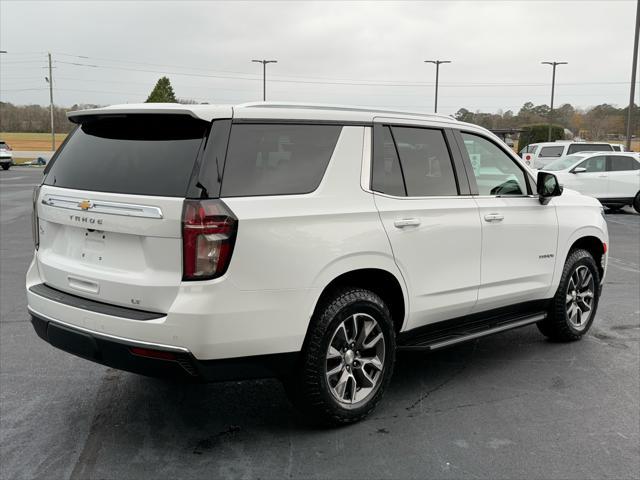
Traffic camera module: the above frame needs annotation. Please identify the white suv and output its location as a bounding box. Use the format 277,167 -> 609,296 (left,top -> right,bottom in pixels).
27,103 -> 609,424
520,141 -> 613,169
542,152 -> 640,212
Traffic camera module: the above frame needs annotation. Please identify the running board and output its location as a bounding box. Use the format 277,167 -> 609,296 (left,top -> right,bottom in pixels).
398,312 -> 546,352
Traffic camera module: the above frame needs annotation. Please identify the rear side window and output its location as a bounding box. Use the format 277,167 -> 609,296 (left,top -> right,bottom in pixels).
608,155 -> 640,171
390,127 -> 458,196
567,143 -> 612,154
220,124 -> 341,197
44,115 -> 208,197
538,146 -> 564,158
371,126 -> 406,196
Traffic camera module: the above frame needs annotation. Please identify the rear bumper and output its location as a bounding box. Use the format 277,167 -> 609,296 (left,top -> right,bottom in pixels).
29,307 -> 298,382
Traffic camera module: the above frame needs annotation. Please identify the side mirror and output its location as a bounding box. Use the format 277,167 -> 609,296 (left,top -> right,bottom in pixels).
571,167 -> 587,174
537,171 -> 563,205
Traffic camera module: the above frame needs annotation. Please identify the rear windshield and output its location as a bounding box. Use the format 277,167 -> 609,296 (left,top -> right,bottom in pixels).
538,146 -> 564,158
566,143 -> 612,154
520,144 -> 538,155
220,124 -> 342,197
44,115 -> 208,197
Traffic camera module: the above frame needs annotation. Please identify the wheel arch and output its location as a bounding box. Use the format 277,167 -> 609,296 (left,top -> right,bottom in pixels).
308,267 -> 408,338
568,235 -> 606,279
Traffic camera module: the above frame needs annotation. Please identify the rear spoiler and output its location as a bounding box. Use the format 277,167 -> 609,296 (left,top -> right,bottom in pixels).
67,104 -> 233,123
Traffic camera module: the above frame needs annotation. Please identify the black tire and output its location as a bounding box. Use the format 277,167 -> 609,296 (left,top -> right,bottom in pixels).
1,164 -> 9,170
285,287 -> 396,425
633,192 -> 640,214
537,249 -> 601,342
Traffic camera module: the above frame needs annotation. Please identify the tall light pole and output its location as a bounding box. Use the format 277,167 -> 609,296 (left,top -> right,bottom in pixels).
625,0 -> 639,151
424,60 -> 451,113
251,59 -> 277,101
45,52 -> 55,151
541,61 -> 568,141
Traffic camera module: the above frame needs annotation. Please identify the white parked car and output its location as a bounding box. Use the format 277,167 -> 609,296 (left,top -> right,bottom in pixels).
520,141 -> 613,169
0,140 -> 13,170
27,103 -> 609,424
542,152 -> 640,213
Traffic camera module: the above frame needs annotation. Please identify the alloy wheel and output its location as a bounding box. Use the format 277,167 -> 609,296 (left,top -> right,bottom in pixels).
325,313 -> 385,405
565,265 -> 595,331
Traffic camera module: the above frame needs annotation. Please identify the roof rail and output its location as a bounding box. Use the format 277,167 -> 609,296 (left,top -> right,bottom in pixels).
237,101 -> 456,121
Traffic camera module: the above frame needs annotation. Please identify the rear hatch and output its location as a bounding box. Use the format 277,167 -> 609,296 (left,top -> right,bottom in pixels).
36,114 -> 210,313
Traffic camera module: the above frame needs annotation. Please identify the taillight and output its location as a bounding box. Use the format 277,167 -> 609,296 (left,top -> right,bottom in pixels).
32,185 -> 41,250
182,199 -> 237,281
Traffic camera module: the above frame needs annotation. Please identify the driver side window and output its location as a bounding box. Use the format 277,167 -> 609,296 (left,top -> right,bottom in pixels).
461,132 -> 527,196
577,156 -> 606,172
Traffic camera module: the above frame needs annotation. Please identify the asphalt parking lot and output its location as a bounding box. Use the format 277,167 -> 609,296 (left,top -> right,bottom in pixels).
1,167 -> 638,479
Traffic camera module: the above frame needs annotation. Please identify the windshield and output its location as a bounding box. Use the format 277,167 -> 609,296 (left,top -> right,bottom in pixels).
543,155 -> 584,171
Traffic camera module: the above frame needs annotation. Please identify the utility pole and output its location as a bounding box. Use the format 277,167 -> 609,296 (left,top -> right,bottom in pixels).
251,59 -> 277,101
424,60 -> 451,113
542,61 -> 568,141
46,52 -> 55,151
626,0 -> 639,151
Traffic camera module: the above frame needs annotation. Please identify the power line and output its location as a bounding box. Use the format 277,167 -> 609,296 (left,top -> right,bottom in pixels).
52,61 -> 632,88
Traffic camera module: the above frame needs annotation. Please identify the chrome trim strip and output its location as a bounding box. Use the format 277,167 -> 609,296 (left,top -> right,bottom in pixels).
28,306 -> 189,353
41,194 -> 163,219
428,313 -> 546,350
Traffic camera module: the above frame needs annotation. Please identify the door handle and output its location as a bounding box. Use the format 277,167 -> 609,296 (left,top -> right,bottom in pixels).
484,213 -> 504,222
394,218 -> 421,228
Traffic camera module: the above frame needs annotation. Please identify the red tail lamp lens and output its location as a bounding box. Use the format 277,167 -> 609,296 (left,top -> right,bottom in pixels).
130,347 -> 177,361
182,199 -> 237,281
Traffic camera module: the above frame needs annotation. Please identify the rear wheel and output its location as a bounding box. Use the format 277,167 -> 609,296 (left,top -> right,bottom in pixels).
633,192 -> 640,214
537,249 -> 600,341
286,288 -> 396,425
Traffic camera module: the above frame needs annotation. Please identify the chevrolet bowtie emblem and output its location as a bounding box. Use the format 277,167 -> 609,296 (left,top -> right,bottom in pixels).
78,200 -> 92,211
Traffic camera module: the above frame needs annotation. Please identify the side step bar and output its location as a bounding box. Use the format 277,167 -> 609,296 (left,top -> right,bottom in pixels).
398,312 -> 546,352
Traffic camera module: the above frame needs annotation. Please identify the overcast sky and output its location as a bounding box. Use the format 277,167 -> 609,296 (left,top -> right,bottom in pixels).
0,0 -> 638,115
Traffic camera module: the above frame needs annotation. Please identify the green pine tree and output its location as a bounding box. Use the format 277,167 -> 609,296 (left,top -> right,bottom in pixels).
146,76 -> 177,103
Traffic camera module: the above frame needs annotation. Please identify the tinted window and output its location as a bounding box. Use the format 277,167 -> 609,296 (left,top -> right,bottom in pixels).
44,115 -> 208,196
461,133 -> 527,196
609,155 -> 640,171
0,142 -> 6,148
539,146 -> 564,158
567,143 -> 612,154
577,156 -> 606,172
611,145 -> 622,152
221,124 -> 341,197
390,127 -> 458,196
372,126 -> 406,196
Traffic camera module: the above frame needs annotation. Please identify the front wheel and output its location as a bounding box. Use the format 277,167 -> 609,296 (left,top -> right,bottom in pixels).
286,288 -> 396,425
1,164 -> 9,170
537,249 -> 600,341
633,192 -> 640,214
